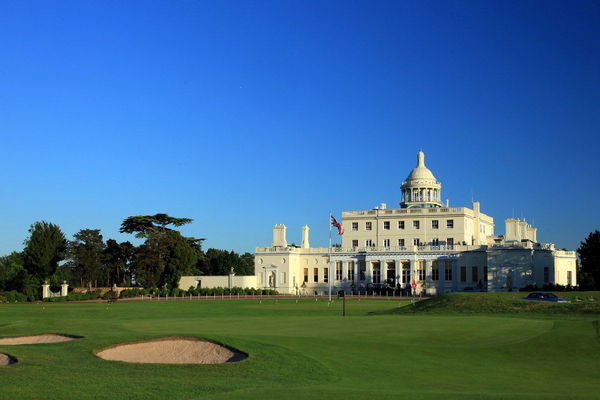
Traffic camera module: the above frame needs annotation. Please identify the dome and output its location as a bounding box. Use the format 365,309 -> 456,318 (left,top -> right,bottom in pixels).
400,151 -> 442,208
404,151 -> 437,182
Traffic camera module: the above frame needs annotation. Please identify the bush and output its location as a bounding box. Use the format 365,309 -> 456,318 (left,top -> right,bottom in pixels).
520,284 -> 578,292
102,291 -> 119,300
44,290 -> 102,302
0,290 -> 28,303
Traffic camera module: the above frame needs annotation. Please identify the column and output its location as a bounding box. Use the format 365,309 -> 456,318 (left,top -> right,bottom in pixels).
394,260 -> 400,286
341,261 -> 348,285
452,260 -> 458,291
366,261 -> 372,283
410,259 -> 417,294
354,262 -> 359,284
61,281 -> 69,297
264,269 -> 268,289
425,260 -> 432,295
42,282 -> 50,299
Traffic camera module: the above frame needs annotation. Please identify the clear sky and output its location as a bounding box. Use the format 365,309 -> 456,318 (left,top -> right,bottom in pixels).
0,0 -> 598,256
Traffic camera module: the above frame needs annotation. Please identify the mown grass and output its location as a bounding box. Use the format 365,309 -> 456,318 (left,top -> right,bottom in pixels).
0,296 -> 599,400
392,291 -> 600,315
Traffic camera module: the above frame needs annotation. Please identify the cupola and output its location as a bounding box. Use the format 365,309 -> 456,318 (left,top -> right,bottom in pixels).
400,151 -> 442,208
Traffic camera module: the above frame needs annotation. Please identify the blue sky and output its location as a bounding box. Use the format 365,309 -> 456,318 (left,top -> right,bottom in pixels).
0,0 -> 598,255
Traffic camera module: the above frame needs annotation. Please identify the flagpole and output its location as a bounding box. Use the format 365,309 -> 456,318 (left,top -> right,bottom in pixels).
329,212 -> 332,302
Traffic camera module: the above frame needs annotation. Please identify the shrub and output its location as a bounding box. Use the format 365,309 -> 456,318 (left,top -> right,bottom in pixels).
102,291 -> 119,300
0,290 -> 28,303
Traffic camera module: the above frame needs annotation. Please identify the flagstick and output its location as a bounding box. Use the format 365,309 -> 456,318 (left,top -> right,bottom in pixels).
329,212 -> 332,302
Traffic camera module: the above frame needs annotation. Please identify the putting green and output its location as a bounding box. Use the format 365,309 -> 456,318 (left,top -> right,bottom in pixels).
0,298 -> 598,400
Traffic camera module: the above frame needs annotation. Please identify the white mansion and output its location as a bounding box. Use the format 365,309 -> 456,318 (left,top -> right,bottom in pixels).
250,151 -> 577,295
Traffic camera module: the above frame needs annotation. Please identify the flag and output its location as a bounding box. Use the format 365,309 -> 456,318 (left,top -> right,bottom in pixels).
330,215 -> 344,235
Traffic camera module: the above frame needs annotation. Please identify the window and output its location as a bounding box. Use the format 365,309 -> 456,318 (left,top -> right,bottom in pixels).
398,239 -> 405,247
398,221 -> 405,230
413,238 -> 420,246
352,222 -> 358,231
352,239 -> 359,248
359,262 -> 366,280
418,261 -> 426,281
413,220 -> 420,229
544,267 -> 549,283
281,272 -> 286,284
366,222 -> 372,231
324,267 -> 328,283
432,220 -> 439,229
365,239 -> 373,247
383,221 -> 390,230
373,264 -> 380,283
313,268 -> 318,283
432,238 -> 439,246
303,268 -> 308,283
383,239 -> 390,248
460,267 -> 467,282
402,265 -> 411,284
484,266 -> 488,282
336,262 -> 342,281
445,261 -> 453,280
567,271 -> 572,286
446,238 -> 454,247
447,219 -> 454,228
348,261 -> 355,281
472,267 -> 478,283
432,261 -> 439,281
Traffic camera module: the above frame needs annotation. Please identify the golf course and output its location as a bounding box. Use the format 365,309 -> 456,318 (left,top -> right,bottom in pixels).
1,293 -> 599,400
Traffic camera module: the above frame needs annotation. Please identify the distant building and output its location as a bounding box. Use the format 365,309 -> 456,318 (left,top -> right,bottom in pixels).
252,151 -> 577,294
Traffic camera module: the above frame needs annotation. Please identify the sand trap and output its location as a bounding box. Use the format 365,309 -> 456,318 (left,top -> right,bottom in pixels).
0,353 -> 16,366
0,334 -> 78,345
96,337 -> 247,364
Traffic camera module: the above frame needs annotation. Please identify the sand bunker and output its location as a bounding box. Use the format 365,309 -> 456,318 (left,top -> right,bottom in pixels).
0,353 -> 16,366
96,337 -> 247,364
0,334 -> 77,345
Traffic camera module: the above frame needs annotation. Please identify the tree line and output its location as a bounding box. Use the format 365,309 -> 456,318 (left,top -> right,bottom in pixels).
0,214 -> 254,300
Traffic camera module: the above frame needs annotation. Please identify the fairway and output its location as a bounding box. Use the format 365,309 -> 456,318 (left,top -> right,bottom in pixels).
1,298 -> 599,400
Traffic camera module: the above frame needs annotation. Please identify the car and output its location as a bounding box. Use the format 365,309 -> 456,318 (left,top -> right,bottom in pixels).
521,292 -> 570,303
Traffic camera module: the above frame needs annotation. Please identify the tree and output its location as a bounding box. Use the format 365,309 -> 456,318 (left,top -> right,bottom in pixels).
23,221 -> 67,281
239,252 -> 255,275
120,214 -> 194,238
121,214 -> 202,288
103,240 -> 135,287
198,249 -> 254,276
0,252 -> 25,291
577,230 -> 600,290
162,234 -> 202,289
68,229 -> 105,288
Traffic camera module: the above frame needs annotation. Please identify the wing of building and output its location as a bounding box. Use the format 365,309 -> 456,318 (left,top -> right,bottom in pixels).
252,151 -> 577,295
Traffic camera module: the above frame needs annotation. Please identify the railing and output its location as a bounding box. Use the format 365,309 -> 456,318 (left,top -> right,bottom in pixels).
256,244 -> 490,254
344,207 -> 470,216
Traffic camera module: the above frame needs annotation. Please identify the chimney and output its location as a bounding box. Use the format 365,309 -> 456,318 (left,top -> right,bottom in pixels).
301,225 -> 310,248
272,224 -> 287,247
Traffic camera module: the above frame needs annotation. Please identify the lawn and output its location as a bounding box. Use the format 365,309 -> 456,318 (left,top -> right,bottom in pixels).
0,296 -> 599,400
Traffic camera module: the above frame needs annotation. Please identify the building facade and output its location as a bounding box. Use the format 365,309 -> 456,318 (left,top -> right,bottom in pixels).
253,151 -> 577,295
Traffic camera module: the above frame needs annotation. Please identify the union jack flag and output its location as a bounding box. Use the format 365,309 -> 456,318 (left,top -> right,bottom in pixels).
330,215 -> 344,235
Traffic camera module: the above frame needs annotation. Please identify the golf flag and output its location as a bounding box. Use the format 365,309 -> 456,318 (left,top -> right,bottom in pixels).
330,215 -> 344,235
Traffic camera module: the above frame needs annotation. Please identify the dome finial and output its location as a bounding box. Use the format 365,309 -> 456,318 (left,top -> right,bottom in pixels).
417,150 -> 425,167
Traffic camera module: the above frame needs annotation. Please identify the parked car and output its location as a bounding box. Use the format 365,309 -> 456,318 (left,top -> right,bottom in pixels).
521,292 -> 570,303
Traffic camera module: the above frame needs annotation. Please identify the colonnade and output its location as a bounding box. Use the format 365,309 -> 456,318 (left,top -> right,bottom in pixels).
336,258 -> 457,293
401,188 -> 440,204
